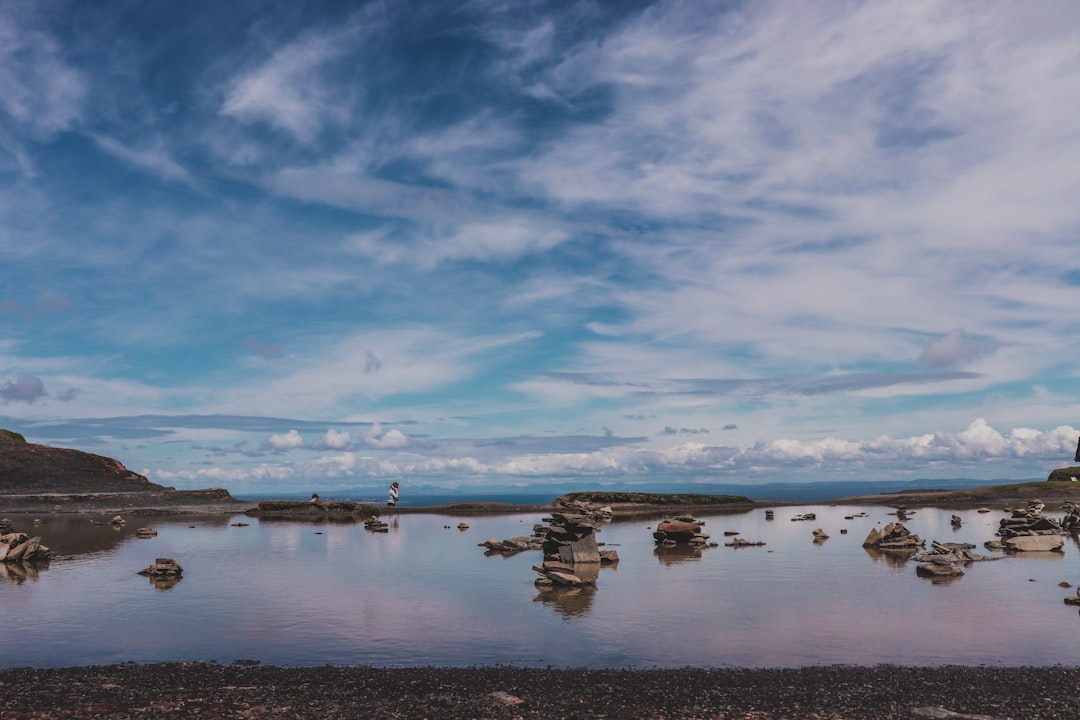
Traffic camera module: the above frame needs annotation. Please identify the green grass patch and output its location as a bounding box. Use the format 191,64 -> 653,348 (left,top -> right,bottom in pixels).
1047,467 -> 1080,482
0,429 -> 27,443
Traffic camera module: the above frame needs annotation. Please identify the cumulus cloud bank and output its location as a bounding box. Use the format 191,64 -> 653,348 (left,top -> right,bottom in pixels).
363,421 -> 409,449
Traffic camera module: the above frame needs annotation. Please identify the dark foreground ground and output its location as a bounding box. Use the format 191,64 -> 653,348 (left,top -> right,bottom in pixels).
1,663 -> 1076,720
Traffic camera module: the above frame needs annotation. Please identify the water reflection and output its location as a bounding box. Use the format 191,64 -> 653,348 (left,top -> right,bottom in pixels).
7,505 -> 1080,669
4,514 -> 234,559
862,546 -> 917,568
533,584 -> 596,617
653,542 -> 705,564
533,563 -> 601,617
145,574 -> 182,591
0,559 -> 49,584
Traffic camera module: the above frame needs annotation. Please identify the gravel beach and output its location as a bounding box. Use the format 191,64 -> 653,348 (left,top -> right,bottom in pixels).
2,663 -> 1077,719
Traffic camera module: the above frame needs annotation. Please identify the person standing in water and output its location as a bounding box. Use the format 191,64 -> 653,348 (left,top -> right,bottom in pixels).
387,481 -> 400,506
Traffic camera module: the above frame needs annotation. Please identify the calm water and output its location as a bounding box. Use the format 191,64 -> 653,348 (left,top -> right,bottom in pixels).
3,505 -> 1080,668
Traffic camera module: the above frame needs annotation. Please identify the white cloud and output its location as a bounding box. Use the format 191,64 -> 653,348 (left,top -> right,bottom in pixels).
363,421 -> 408,449
0,9 -> 86,138
267,429 -> 304,449
89,134 -> 195,186
918,329 -> 999,368
323,428 -> 351,449
221,32 -> 352,142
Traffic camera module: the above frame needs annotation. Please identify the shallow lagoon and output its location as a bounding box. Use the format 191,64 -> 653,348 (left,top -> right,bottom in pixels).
3,504 -> 1080,668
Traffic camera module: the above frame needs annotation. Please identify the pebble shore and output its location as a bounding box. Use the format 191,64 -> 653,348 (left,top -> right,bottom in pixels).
2,663 -> 1078,719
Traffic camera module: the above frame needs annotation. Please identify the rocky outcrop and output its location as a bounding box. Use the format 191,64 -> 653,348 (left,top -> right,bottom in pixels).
1048,466 -> 1080,482
245,500 -> 380,521
1,435 -> 155,493
553,491 -> 751,515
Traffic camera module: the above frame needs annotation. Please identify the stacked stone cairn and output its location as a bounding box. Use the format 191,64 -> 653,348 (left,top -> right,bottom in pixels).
531,501 -> 618,588
913,541 -> 999,579
862,522 -> 925,551
1061,501 -> 1080,532
986,498 -> 1064,552
652,515 -> 717,548
0,517 -> 53,566
364,517 -> 389,532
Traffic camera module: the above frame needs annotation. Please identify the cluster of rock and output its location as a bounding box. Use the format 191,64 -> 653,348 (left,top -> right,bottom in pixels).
790,513 -> 816,522
725,537 -> 766,548
137,557 -> 183,589
479,529 -> 545,554
1065,585 -> 1080,606
477,500 -> 618,565
862,522 -> 925,551
533,560 -> 597,588
913,541 -> 998,579
364,518 -> 389,533
0,517 -> 53,566
652,516 -> 716,548
987,499 -> 1064,552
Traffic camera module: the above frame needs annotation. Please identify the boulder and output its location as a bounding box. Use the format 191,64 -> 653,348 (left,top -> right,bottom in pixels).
653,517 -> 712,546
1004,535 -> 1064,552
917,563 -> 964,578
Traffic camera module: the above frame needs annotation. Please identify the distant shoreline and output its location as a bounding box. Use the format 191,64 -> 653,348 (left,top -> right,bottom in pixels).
5,479 -> 1080,517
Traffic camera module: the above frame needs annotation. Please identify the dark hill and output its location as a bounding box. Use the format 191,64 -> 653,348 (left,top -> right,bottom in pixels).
1,436 -> 162,494
0,431 -> 246,514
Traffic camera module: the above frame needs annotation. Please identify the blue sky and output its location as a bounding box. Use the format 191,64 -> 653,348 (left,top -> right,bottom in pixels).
2,0 -> 1079,496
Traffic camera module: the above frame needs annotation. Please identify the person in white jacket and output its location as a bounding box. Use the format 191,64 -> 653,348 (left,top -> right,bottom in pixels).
387,481 -> 400,506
